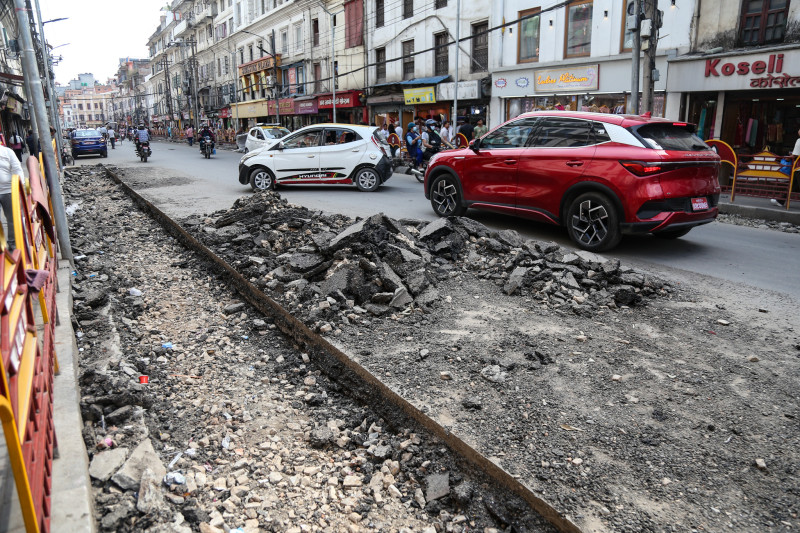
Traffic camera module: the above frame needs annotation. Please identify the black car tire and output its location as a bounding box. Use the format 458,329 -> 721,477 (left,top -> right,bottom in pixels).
566,192 -> 622,252
102,152 -> 108,158
71,151 -> 78,160
354,167 -> 380,192
430,174 -> 466,217
654,227 -> 692,239
249,167 -> 275,191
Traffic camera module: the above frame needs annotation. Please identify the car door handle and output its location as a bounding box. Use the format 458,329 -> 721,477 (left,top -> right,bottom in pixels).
351,148 -> 360,152
566,160 -> 584,167
504,159 -> 517,165
307,154 -> 316,158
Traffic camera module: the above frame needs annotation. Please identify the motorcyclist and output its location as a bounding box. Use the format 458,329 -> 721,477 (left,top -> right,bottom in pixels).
199,124 -> 215,152
421,119 -> 443,162
135,124 -> 150,154
405,122 -> 422,172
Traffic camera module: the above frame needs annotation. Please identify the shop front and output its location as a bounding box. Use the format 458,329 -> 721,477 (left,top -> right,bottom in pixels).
317,90 -> 366,124
367,94 -> 406,130
489,57 -> 668,127
436,80 -> 489,125
668,47 -> 800,157
294,97 -> 327,128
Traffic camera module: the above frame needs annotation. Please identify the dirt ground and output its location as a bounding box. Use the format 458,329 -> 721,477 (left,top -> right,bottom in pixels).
73,164 -> 800,532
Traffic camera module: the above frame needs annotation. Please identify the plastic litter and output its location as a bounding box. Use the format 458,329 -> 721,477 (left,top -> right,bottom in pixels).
129,288 -> 143,297
221,435 -> 231,449
168,452 -> 183,469
74,254 -> 87,261
104,437 -> 114,448
185,448 -> 197,457
163,472 -> 186,485
161,342 -> 173,349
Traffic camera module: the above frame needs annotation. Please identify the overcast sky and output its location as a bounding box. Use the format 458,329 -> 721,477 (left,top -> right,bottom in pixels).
37,0 -> 169,85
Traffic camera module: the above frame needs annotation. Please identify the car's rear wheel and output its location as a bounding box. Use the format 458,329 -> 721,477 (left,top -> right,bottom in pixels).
566,192 -> 621,251
654,227 -> 692,239
354,167 -> 380,192
430,174 -> 466,217
249,167 -> 274,191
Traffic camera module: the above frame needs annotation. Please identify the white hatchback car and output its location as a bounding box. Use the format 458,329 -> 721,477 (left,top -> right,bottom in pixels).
238,124 -> 393,192
244,124 -> 291,153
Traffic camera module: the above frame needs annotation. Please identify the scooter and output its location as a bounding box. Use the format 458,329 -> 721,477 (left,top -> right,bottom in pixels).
136,141 -> 152,162
200,135 -> 214,159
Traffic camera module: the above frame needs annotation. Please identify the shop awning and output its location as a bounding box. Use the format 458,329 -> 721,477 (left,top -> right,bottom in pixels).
370,75 -> 450,88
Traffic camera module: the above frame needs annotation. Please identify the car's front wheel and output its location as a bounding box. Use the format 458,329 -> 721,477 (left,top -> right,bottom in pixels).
566,192 -> 621,251
430,174 -> 466,217
354,167 -> 380,192
249,167 -> 274,191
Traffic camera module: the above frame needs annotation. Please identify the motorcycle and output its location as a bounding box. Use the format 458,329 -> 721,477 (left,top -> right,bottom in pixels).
136,141 -> 152,162
200,135 -> 214,159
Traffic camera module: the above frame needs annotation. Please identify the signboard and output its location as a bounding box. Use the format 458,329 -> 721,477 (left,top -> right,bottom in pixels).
288,68 -> 297,95
534,65 -> 599,92
239,55 -> 282,76
667,50 -> 800,92
403,86 -> 436,105
296,99 -> 318,114
218,107 -> 231,118
267,98 -> 296,115
318,91 -> 360,108
436,80 -> 479,101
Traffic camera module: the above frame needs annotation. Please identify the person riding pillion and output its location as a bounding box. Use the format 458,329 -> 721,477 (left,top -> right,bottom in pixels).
421,119 -> 443,160
405,122 -> 423,170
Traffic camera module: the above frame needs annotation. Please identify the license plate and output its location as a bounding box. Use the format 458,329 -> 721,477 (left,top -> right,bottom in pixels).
691,197 -> 709,211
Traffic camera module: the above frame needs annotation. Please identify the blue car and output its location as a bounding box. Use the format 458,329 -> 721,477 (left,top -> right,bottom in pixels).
71,129 -> 107,159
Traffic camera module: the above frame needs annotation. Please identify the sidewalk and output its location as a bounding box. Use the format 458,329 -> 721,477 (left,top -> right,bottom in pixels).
717,193 -> 800,225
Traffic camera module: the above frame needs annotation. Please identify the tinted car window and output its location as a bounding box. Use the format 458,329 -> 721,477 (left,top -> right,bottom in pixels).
254,129 -> 264,140
532,118 -> 591,148
635,124 -> 710,151
282,130 -> 321,149
75,130 -> 100,138
480,118 -> 537,149
323,128 -> 359,145
592,122 -> 611,144
263,127 -> 289,139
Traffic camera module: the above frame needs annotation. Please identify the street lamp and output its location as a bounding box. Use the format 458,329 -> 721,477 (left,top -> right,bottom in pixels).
42,17 -> 67,25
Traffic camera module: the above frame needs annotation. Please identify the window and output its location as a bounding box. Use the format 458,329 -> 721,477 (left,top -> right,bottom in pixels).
249,45 -> 254,61
434,32 -> 448,76
480,118 -> 537,149
471,22 -> 488,72
94,102 -> 98,109
345,0 -> 364,47
314,62 -> 321,93
376,0 -> 384,27
636,124 -> 710,151
403,0 -> 412,19
518,8 -> 540,62
376,47 -> 386,82
740,0 -> 789,45
565,0 -> 592,58
323,128 -> 359,145
312,19 -> 319,46
224,55 -> 229,75
239,47 -> 244,64
281,29 -> 288,54
532,118 -> 592,148
78,103 -> 83,110
283,129 -> 321,149
295,25 -> 303,51
402,39 -> 414,80
621,0 -> 637,51
435,0 -> 447,8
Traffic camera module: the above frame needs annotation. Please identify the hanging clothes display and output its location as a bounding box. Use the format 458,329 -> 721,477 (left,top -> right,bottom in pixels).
698,108 -> 707,139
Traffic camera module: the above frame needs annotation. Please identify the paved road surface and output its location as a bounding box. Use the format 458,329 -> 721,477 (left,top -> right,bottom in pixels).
76,139 -> 800,302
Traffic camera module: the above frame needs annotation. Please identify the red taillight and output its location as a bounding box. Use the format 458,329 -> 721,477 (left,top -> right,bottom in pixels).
672,122 -> 688,127
620,161 -> 664,176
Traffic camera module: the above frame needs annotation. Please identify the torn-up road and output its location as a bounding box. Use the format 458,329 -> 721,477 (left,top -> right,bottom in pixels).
69,165 -> 800,532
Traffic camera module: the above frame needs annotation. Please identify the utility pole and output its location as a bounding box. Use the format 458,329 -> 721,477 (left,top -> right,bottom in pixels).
321,6 -> 344,122
641,0 -> 660,114
190,38 -> 201,127
162,57 -> 173,121
13,0 -> 74,262
271,30 -> 280,125
453,0 -> 461,127
630,0 -> 641,114
32,0 -> 65,159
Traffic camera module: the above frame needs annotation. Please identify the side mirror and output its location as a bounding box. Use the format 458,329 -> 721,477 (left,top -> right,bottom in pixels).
276,141 -> 285,150
469,138 -> 481,152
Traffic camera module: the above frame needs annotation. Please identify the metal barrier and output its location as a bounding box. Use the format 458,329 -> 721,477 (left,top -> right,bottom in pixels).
0,161 -> 60,533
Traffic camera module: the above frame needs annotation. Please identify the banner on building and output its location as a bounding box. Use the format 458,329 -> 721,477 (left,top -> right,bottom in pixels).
534,65 -> 599,92
403,87 -> 436,105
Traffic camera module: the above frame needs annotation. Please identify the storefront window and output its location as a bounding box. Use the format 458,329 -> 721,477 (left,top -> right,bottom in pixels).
506,95 -> 577,119
581,94 -> 626,114
621,0 -> 637,52
518,9 -> 540,62
687,93 -> 717,142
565,0 -> 592,58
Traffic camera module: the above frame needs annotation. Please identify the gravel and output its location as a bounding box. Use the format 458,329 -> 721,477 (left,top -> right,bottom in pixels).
67,165 -> 800,532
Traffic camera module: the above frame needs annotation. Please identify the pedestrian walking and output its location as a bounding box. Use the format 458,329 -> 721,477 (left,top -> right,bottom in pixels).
108,128 -> 116,149
439,121 -> 454,148
473,119 -> 488,139
0,142 -> 24,250
8,131 -> 24,161
25,130 -> 37,159
186,125 -> 194,147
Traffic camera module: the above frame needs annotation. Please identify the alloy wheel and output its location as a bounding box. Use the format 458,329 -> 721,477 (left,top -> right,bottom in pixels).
571,199 -> 609,246
432,178 -> 460,215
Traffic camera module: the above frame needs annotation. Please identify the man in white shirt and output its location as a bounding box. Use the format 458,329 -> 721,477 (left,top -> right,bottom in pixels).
439,121 -> 454,148
0,143 -> 25,249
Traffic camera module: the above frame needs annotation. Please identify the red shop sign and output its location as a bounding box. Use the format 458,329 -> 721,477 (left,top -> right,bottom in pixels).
318,91 -> 361,109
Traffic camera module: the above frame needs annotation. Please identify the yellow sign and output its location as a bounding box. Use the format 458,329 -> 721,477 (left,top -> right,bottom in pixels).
403,86 -> 436,105
534,65 -> 599,92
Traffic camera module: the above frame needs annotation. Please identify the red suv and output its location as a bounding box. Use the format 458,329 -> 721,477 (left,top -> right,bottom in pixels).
424,112 -> 721,251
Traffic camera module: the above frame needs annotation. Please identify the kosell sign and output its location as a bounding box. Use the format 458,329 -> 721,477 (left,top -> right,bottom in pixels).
667,51 -> 800,91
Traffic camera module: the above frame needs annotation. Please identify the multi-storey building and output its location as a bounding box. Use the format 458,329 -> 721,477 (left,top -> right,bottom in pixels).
364,0 -> 492,129
0,6 -> 27,141
58,74 -> 118,130
667,0 -> 800,154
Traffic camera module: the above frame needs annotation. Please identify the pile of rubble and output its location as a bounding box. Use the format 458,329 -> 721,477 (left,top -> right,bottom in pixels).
66,167 -> 556,532
185,192 -> 673,335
